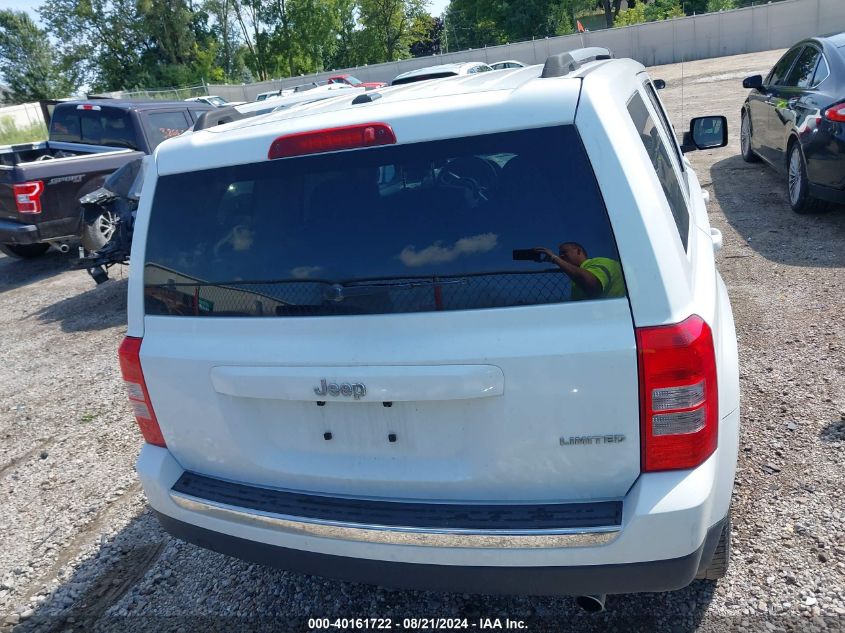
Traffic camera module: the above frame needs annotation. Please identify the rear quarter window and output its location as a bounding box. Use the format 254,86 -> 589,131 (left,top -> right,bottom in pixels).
627,92 -> 690,251
145,111 -> 191,149
143,126 -> 626,317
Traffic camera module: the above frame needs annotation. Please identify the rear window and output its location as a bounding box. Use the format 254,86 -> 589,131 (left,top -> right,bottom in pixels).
50,106 -> 137,148
144,126 -> 624,317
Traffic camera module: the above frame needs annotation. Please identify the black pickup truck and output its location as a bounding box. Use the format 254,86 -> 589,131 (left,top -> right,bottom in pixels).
0,100 -> 211,258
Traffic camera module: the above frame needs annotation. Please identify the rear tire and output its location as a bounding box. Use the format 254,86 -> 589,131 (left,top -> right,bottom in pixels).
787,142 -> 827,215
740,111 -> 760,163
81,210 -> 117,252
0,243 -> 50,259
696,514 -> 731,580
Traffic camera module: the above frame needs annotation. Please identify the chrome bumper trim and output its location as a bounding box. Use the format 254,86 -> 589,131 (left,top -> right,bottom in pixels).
170,491 -> 621,549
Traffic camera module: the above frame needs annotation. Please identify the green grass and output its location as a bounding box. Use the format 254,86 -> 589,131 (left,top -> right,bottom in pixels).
0,116 -> 48,145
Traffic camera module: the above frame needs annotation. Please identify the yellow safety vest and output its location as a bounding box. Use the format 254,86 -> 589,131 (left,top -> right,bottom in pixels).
571,257 -> 625,300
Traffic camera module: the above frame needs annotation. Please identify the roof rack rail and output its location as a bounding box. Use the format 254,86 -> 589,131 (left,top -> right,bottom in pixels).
541,47 -> 613,78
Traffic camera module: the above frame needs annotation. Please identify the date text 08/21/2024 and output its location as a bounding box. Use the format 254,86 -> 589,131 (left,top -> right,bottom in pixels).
308,617 -> 529,630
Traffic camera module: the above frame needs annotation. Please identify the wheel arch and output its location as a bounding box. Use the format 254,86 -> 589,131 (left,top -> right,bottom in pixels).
785,133 -> 802,169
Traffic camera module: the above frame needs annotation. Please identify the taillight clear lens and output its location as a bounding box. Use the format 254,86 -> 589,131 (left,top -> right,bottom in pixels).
268,123 -> 396,159
13,181 -> 44,214
118,337 -> 166,447
824,104 -> 845,122
652,381 -> 705,410
637,315 -> 718,472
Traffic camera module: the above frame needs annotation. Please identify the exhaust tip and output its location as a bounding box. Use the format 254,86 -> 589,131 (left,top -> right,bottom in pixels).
575,594 -> 606,613
57,243 -> 70,253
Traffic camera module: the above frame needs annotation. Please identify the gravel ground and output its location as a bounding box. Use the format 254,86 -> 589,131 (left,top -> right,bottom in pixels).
1,49 -> 843,633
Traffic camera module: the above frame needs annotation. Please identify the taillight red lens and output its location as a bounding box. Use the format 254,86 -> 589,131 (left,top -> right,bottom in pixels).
824,104 -> 845,122
14,181 -> 44,214
118,336 -> 166,447
637,315 -> 718,472
268,123 -> 396,159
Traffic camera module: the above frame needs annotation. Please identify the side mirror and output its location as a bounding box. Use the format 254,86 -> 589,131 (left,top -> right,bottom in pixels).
681,116 -> 728,152
742,75 -> 763,89
653,79 -> 666,90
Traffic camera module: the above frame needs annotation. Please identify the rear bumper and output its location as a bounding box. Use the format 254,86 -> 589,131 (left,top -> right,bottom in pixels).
809,182 -> 845,205
155,510 -> 725,595
138,401 -> 738,595
0,218 -> 39,244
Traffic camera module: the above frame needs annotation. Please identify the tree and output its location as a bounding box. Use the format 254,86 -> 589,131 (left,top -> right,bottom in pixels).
445,0 -> 590,50
359,0 -> 428,62
644,0 -> 684,21
615,2 -> 645,25
0,9 -> 79,101
706,0 -> 736,11
328,0 -> 362,69
40,0 -> 150,91
409,15 -> 443,57
288,0 -> 342,73
231,0 -> 273,80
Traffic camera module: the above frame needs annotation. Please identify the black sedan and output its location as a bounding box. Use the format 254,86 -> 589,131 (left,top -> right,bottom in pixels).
740,33 -> 845,213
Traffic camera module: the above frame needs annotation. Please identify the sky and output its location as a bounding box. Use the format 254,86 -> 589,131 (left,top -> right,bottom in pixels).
0,0 -> 40,16
430,0 -> 450,16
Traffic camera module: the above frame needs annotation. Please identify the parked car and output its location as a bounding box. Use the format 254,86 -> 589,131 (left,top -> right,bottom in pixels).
184,95 -> 245,108
391,62 -> 494,85
123,46 -> 738,606
255,90 -> 281,102
740,32 -> 845,213
75,85 -> 368,282
490,60 -> 527,70
74,157 -> 144,283
0,100 -> 211,258
327,74 -> 387,90
229,84 -> 365,118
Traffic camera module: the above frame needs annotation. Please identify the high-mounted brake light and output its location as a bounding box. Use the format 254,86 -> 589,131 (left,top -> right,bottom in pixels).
637,315 -> 718,472
76,104 -> 101,111
118,337 -> 166,447
268,123 -> 396,159
824,103 -> 845,122
14,181 -> 44,214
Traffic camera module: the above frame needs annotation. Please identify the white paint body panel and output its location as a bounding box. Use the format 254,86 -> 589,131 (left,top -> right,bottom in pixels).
129,58 -> 740,571
139,299 -> 640,502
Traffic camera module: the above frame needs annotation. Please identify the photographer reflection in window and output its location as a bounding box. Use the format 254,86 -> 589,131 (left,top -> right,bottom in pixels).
529,242 -> 624,300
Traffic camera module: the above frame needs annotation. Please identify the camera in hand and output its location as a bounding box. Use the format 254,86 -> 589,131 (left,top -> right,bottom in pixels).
513,249 -> 549,263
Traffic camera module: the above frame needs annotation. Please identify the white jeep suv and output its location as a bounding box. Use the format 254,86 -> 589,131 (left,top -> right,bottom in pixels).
121,47 -> 740,606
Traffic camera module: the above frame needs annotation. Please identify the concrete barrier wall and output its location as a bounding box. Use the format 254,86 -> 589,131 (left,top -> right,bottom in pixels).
208,0 -> 845,102
0,102 -> 46,130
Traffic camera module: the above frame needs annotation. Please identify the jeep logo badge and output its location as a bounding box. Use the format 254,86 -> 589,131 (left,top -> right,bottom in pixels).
313,379 -> 367,400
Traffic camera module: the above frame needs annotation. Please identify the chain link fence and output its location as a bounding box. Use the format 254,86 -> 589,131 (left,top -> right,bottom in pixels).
145,271 -> 575,317
92,84 -> 209,101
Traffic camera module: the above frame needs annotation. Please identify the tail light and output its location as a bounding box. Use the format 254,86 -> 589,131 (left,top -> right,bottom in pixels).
637,315 -> 717,472
118,337 -> 166,447
268,123 -> 396,159
14,181 -> 45,214
824,103 -> 845,122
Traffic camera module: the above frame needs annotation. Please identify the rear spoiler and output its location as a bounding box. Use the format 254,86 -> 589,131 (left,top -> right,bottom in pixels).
194,106 -> 247,131
541,47 -> 613,78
